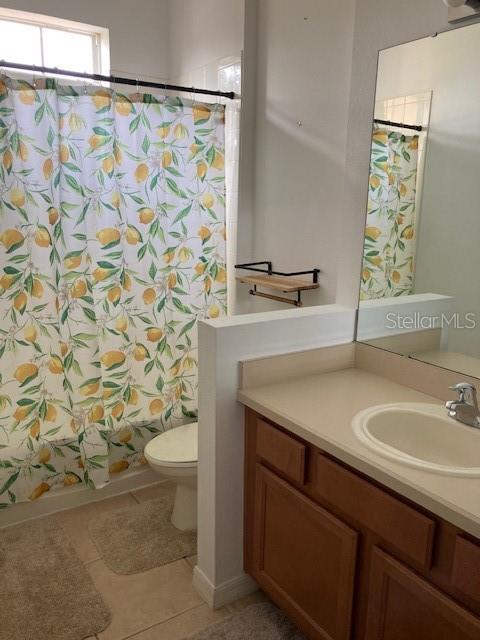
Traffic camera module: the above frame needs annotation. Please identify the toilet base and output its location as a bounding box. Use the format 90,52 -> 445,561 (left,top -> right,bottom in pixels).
171,482 -> 197,531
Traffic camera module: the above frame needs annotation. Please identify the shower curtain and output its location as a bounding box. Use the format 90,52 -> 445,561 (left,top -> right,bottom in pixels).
0,77 -> 226,506
360,128 -> 419,299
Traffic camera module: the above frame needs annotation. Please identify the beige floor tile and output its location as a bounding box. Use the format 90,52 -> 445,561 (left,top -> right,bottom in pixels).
53,493 -> 137,564
130,481 -> 171,503
90,558 -> 203,640
126,603 -> 229,640
226,589 -> 269,613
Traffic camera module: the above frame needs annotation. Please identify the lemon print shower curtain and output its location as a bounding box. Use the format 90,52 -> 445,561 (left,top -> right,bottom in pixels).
361,129 -> 419,299
0,77 -> 226,506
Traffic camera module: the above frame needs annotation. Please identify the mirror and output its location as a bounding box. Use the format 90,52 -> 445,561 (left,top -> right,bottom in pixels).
356,23 -> 480,379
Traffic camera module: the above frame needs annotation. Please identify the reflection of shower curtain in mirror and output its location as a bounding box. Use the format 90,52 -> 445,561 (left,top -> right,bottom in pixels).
361,129 -> 419,300
0,77 -> 226,506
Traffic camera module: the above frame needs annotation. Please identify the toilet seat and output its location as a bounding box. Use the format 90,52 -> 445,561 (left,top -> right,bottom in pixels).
144,422 -> 198,468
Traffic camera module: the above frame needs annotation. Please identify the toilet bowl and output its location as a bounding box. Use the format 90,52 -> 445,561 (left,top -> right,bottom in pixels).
144,422 -> 198,531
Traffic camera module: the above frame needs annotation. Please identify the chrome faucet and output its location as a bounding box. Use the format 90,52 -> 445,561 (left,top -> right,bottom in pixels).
446,383 -> 480,429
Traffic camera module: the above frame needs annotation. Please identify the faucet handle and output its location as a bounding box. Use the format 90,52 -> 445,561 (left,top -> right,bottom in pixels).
449,382 -> 478,405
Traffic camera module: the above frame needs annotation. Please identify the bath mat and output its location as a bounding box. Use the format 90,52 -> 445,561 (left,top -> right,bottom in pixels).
186,603 -> 306,640
0,517 -> 111,640
88,481 -> 196,574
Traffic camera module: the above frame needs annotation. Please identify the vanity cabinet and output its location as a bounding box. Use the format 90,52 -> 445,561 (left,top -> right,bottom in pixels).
244,408 -> 480,640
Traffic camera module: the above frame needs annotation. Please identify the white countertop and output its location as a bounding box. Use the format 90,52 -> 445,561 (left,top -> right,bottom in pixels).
238,368 -> 480,538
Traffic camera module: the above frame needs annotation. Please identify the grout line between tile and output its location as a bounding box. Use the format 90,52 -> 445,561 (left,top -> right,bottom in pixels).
120,603 -> 207,640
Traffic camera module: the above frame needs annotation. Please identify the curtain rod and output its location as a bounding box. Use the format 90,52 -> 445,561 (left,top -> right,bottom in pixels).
0,60 -> 236,100
374,118 -> 423,132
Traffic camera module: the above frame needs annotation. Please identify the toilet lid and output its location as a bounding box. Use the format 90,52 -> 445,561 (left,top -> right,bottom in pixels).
145,422 -> 198,465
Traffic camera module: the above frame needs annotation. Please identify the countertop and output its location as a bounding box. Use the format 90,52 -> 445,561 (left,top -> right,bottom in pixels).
238,368 -> 480,538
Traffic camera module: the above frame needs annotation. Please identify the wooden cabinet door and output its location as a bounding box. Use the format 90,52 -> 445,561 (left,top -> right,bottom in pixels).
252,464 -> 358,640
366,548 -> 480,640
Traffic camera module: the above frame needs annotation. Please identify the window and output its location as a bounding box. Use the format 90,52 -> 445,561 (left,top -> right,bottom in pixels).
0,8 -> 109,75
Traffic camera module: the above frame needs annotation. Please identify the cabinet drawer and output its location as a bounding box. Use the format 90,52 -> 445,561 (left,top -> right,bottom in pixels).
452,535 -> 480,604
256,419 -> 306,484
315,454 -> 435,567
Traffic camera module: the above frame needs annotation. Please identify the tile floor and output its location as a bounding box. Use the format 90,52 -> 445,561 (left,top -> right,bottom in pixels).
47,482 -> 267,640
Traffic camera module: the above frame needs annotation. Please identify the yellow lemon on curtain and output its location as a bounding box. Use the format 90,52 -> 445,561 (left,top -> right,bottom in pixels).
362,268 -> 371,282
111,191 -> 121,208
370,256 -> 382,267
88,405 -> 104,423
29,482 -> 50,501
19,89 -> 35,105
80,381 -> 100,396
127,390 -> 138,406
19,141 -> 28,162
195,262 -> 206,275
173,124 -> 188,139
149,398 -> 164,415
102,387 -> 115,400
37,448 -> 51,464
111,402 -> 124,419
14,363 -> 38,384
60,342 -> 69,357
133,344 -> 148,361
113,143 -> 123,165
115,316 -> 128,332
197,162 -> 207,179
134,163 -> 149,183
32,279 -> 44,298
0,274 -> 14,290
92,89 -> 111,110
190,143 -> 199,155
116,99 -> 132,116
1,228 -> 24,249
11,188 -> 25,208
402,226 -> 414,240
13,405 -> 31,421
193,104 -> 211,123
70,279 -> 87,298
146,327 -> 163,342
88,134 -> 103,149
64,473 -> 81,486
48,207 -> 59,225
392,271 -> 401,284
156,125 -> 170,139
48,356 -> 64,374
212,151 -> 224,170
178,247 -> 190,263
161,151 -> 172,168
369,175 -> 380,189
170,362 -> 181,377
110,459 -> 129,473
102,156 -> 114,174
123,273 -> 132,291
24,325 -> 37,342
101,351 -> 126,368
59,144 -> 69,163
372,131 -> 388,145
45,404 -> 58,422
97,228 -> 120,246
93,267 -> 109,282
64,254 -> 81,269
2,149 -> 12,171
69,112 -> 83,132
399,183 -> 408,197
126,227 -> 141,245
138,207 -> 154,224
204,276 -> 212,293
14,292 -> 27,313
198,226 -> 211,241
108,286 -> 122,304
208,305 -> 220,319
202,193 -> 214,209
0,79 -> 6,95
34,227 -> 51,247
365,226 -> 382,241
43,158 -> 54,180
163,248 -> 175,264
167,272 -> 177,289
118,426 -> 133,441
216,267 -> 226,283
409,137 -> 419,150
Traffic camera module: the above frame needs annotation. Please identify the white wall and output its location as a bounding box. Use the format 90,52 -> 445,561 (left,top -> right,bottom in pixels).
374,27 -> 480,357
0,0 -> 170,80
244,0 -> 355,312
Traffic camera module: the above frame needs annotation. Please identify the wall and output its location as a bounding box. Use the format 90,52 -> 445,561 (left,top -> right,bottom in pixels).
245,0 -> 355,311
374,27 -> 480,357
0,0 -> 170,80
337,0 -> 480,309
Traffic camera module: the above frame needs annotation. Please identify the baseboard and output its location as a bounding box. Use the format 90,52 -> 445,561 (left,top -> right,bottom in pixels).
0,467 -> 159,528
193,566 -> 258,609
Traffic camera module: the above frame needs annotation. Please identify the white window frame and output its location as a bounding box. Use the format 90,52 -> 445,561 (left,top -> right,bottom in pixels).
0,7 -> 110,75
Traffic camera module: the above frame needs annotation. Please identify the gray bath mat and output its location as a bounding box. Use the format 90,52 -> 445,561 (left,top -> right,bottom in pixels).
0,518 -> 111,640
88,482 -> 196,574
186,603 -> 305,640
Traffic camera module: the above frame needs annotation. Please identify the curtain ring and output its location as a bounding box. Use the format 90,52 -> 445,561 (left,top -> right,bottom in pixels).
32,63 -> 37,89
191,85 -> 196,105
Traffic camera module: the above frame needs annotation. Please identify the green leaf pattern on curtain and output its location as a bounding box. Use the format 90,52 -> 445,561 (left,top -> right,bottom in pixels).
360,129 -> 419,299
0,78 -> 226,506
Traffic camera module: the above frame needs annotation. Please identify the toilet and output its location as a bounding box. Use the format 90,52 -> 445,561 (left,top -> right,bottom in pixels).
144,422 -> 198,531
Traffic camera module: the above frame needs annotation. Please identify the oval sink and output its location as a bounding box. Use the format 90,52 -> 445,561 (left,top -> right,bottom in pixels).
352,403 -> 480,477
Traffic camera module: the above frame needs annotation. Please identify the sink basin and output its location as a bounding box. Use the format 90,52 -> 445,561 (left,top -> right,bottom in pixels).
352,403 -> 480,477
